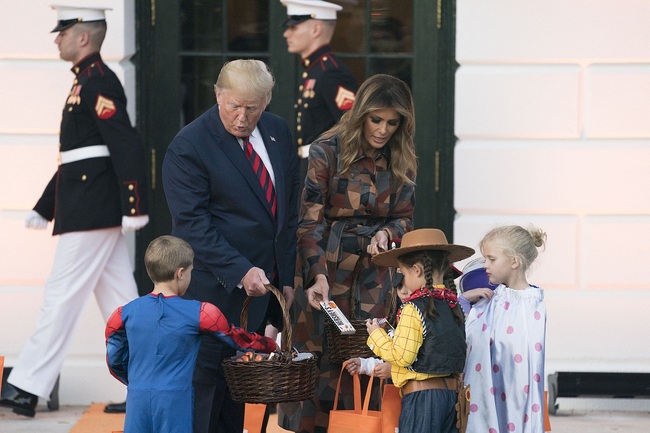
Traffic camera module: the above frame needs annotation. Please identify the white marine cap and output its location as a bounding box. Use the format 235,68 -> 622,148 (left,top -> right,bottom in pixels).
50,4 -> 112,32
281,0 -> 342,27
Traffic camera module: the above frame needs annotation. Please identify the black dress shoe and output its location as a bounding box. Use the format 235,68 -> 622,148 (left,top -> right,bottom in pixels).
104,401 -> 126,413
47,375 -> 60,411
0,383 -> 38,417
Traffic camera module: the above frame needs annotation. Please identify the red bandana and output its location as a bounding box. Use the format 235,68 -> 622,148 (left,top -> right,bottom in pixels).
398,285 -> 459,321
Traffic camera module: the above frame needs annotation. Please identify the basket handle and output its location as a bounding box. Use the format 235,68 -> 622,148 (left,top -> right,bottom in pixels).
241,284 -> 292,352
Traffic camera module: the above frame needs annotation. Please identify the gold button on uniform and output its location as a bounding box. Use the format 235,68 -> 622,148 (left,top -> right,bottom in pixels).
130,208 -> 136,215
128,184 -> 134,191
129,197 -> 135,203
302,72 -> 307,79
297,138 -> 303,145
81,174 -> 87,181
297,125 -> 302,131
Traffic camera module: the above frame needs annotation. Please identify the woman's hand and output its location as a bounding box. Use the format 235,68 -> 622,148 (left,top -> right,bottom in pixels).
367,229 -> 390,255
462,288 -> 495,304
306,274 -> 330,310
373,361 -> 392,380
344,358 -> 361,375
366,318 -> 380,334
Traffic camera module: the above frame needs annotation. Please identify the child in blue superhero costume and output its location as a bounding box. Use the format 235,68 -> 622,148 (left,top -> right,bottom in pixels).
105,235 -> 277,433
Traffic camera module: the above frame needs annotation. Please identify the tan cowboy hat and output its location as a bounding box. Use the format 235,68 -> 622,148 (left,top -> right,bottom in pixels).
372,229 -> 475,267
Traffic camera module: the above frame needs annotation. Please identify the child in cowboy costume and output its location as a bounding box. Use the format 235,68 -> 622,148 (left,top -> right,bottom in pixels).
367,229 -> 475,433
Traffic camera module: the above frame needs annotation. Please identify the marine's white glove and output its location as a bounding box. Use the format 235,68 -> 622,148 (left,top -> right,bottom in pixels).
121,215 -> 150,234
25,210 -> 48,230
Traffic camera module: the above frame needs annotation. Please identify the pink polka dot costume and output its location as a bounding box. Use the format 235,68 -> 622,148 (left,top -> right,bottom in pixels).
463,284 -> 546,433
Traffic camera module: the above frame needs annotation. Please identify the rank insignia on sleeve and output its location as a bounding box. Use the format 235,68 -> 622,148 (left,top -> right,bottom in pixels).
335,86 -> 355,110
95,94 -> 116,119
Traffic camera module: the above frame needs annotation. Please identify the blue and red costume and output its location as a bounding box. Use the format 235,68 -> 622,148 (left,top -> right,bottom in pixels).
105,294 -> 277,433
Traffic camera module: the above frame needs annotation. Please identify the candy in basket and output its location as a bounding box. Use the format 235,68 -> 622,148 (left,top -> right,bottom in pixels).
222,284 -> 318,403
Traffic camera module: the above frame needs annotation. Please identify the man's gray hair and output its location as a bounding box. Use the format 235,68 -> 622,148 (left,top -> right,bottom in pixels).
215,59 -> 275,105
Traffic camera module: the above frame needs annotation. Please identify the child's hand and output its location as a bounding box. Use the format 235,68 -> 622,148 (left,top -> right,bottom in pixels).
343,358 -> 361,375
463,288 -> 495,304
374,362 -> 392,380
366,318 -> 380,334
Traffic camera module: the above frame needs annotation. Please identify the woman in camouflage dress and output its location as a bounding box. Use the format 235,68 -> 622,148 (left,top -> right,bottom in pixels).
279,74 -> 417,433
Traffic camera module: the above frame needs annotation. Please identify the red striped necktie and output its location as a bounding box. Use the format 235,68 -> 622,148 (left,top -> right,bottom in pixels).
243,136 -> 277,217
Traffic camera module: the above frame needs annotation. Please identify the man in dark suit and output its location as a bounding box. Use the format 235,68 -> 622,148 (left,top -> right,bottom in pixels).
0,5 -> 148,418
162,59 -> 300,433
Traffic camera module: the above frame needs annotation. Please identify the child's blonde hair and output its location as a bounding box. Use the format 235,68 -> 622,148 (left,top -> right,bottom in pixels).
480,225 -> 546,272
144,235 -> 194,283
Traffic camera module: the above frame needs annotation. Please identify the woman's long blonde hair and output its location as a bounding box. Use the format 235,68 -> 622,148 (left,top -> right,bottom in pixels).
324,74 -> 417,185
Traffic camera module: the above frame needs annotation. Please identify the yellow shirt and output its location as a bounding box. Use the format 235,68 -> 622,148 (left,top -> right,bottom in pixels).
367,303 -> 446,388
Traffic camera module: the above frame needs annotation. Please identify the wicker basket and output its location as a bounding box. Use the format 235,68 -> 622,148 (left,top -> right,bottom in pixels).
222,284 -> 318,403
324,317 -> 374,364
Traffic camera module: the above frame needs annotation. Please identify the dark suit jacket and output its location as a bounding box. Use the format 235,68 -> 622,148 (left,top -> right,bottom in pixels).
162,105 -> 299,332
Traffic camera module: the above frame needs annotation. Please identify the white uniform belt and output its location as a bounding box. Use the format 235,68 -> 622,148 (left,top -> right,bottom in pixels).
59,145 -> 110,165
297,143 -> 311,159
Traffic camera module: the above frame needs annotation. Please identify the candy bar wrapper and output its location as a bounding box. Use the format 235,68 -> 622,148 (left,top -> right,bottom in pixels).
320,301 -> 356,335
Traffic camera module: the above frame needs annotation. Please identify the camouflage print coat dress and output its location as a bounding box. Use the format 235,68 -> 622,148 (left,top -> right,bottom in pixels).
279,136 -> 415,433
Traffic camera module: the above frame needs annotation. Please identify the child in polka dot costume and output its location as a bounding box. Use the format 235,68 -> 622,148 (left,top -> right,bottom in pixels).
462,225 -> 547,433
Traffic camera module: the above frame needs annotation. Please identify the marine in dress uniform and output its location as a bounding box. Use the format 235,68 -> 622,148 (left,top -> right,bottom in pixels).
282,0 -> 357,185
0,5 -> 148,418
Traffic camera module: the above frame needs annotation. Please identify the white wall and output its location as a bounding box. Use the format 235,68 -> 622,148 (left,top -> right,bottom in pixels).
455,0 -> 650,410
0,0 -> 136,405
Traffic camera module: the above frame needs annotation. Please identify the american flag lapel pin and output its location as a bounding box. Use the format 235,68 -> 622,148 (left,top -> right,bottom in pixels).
270,136 -> 276,142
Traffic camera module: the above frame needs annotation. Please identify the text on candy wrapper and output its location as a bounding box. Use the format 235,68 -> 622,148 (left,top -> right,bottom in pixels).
320,301 -> 356,334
